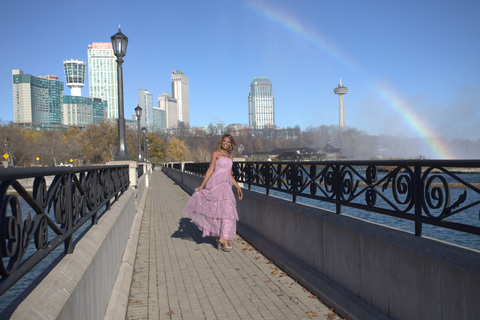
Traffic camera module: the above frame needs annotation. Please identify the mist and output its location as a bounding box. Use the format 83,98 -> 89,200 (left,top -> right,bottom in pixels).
303,125 -> 480,160
353,84 -> 480,142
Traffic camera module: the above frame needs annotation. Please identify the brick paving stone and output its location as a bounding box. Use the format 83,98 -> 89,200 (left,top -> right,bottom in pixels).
126,171 -> 343,320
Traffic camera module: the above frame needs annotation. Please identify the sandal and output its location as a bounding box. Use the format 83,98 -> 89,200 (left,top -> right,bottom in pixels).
217,239 -> 232,252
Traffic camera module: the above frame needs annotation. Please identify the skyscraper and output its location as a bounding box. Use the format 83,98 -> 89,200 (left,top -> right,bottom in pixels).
248,77 -> 275,129
171,70 -> 189,126
138,89 -> 153,129
12,69 -> 64,130
152,107 -> 166,132
63,59 -> 86,97
87,42 -> 118,119
158,92 -> 178,129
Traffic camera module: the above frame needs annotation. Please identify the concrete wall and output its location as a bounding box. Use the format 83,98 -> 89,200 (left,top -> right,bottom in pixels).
164,167 -> 480,320
9,184 -> 139,319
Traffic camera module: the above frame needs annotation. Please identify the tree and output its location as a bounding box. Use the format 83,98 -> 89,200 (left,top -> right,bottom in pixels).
0,125 -> 29,166
254,138 -> 264,152
167,137 -> 188,161
81,122 -> 117,163
63,127 -> 83,163
146,133 -> 166,164
37,131 -> 67,166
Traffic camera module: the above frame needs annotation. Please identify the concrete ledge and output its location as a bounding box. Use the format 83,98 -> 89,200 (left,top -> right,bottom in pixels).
9,188 -> 136,320
103,176 -> 149,320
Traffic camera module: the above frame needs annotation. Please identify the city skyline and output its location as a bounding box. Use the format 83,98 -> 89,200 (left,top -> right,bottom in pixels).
1,0 -> 479,143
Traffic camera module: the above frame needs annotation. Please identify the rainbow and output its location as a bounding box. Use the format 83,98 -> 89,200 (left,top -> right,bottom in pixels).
244,0 -> 453,159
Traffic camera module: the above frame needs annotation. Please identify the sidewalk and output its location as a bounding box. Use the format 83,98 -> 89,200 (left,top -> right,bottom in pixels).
126,171 -> 342,320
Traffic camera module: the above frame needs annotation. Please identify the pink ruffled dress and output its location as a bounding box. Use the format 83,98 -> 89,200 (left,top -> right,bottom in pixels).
182,157 -> 239,241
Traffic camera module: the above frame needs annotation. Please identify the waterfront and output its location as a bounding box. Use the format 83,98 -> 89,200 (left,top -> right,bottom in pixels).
252,171 -> 480,252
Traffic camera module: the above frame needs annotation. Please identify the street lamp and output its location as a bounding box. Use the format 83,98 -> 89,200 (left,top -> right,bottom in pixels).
111,26 -> 130,161
135,105 -> 142,162
146,139 -> 150,163
142,127 -> 147,161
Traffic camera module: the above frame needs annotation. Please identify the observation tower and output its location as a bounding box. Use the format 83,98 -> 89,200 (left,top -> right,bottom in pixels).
63,59 -> 86,96
334,79 -> 348,129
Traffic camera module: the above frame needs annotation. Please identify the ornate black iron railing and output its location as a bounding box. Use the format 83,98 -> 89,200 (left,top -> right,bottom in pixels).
0,165 -> 130,297
138,163 -> 144,178
179,160 -> 480,237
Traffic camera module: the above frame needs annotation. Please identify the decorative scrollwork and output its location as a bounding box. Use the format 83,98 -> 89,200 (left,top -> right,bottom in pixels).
324,165 -> 335,195
366,166 -> 377,185
391,168 -> 414,209
340,166 -> 359,201
0,193 -> 23,277
0,165 -> 130,297
422,169 -> 466,220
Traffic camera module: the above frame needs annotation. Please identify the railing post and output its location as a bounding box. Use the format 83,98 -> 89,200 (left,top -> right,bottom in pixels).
65,172 -> 74,254
292,163 -> 297,203
265,163 -> 270,196
247,163 -> 252,190
414,164 -> 423,236
335,164 -> 341,214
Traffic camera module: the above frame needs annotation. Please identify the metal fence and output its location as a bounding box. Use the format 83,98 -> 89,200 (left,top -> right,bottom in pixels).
179,159 -> 480,237
138,163 -> 144,178
0,165 -> 130,297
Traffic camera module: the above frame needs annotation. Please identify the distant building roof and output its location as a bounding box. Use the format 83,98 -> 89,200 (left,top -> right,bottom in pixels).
323,141 -> 341,153
172,69 -> 185,75
251,77 -> 272,86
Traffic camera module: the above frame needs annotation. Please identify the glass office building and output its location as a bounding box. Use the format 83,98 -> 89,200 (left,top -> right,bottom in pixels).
248,77 -> 275,129
152,107 -> 167,131
12,69 -> 64,130
87,43 -> 118,119
63,96 -> 107,126
138,89 -> 154,129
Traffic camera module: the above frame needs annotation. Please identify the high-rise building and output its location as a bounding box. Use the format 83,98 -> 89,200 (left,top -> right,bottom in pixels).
152,107 -> 167,132
138,89 -> 153,129
248,77 -> 275,129
12,69 -> 64,130
87,42 -> 118,119
158,92 -> 178,129
63,59 -> 86,97
63,96 -> 107,126
171,70 -> 189,126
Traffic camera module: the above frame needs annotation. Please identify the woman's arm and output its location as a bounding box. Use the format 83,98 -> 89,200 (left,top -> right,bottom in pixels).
230,169 -> 243,200
197,151 -> 218,191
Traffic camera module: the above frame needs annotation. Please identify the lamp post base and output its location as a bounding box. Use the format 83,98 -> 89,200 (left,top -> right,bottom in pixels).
114,154 -> 131,161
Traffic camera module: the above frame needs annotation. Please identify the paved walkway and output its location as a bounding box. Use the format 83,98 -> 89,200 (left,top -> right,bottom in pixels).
126,171 -> 342,320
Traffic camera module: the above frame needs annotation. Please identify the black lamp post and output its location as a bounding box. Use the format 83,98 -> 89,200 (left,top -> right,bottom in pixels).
111,26 -> 130,161
142,127 -> 147,161
146,139 -> 150,163
135,105 -> 142,162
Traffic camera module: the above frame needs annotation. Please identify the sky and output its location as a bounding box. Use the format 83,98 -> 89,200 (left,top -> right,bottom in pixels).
1,0 -> 479,142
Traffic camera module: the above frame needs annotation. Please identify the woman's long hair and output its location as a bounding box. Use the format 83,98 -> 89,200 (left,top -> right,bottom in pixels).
215,134 -> 236,154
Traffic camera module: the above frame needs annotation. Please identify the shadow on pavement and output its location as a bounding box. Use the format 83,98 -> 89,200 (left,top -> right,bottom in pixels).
171,217 -> 216,248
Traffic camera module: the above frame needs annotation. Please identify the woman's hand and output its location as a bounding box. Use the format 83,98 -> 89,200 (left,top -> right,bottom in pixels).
197,185 -> 204,192
237,187 -> 243,200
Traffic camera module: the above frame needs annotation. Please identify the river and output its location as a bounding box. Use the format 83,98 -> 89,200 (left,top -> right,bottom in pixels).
251,171 -> 480,251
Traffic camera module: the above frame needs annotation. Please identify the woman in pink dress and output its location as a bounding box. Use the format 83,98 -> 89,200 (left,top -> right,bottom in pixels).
183,134 -> 243,252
